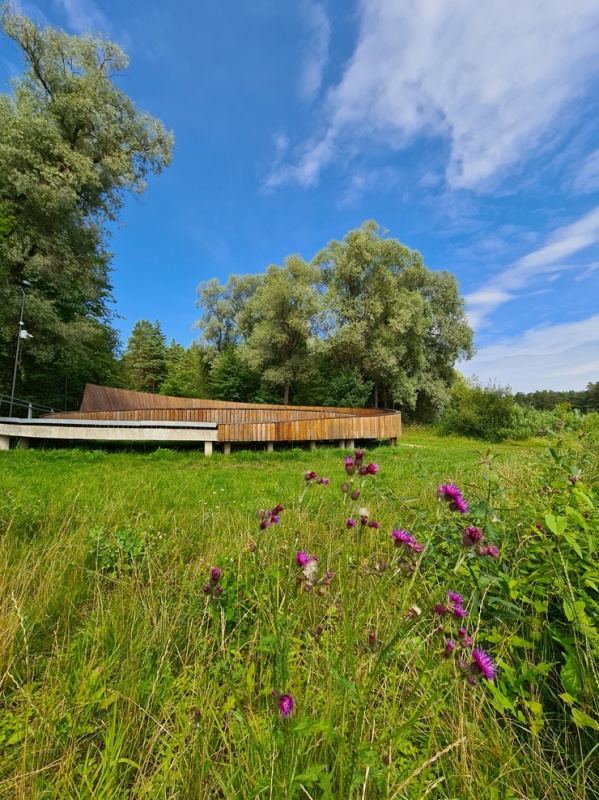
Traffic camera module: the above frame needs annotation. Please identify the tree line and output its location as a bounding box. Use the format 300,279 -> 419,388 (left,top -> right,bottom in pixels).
118,221 -> 475,419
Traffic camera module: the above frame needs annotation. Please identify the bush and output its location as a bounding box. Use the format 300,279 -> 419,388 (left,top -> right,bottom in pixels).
439,380 -> 517,441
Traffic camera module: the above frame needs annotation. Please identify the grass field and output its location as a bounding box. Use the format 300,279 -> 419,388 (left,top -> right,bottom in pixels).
1,424 -> 598,799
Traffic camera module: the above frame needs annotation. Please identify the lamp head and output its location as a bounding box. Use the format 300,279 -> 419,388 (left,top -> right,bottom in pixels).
18,279 -> 32,289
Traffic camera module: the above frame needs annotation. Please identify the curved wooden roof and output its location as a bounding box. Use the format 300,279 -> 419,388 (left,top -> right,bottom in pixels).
45,384 -> 401,443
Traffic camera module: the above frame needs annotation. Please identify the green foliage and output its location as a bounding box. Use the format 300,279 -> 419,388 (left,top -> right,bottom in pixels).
0,7 -> 173,409
193,221 -> 474,411
120,320 -> 167,393
87,526 -> 146,577
439,378 -> 518,441
207,343 -> 262,402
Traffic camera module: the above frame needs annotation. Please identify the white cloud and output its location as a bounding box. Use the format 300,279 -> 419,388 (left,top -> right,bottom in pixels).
52,0 -> 110,34
466,205 -> 599,328
269,0 -> 599,190
459,315 -> 599,392
298,2 -> 330,102
570,148 -> 599,195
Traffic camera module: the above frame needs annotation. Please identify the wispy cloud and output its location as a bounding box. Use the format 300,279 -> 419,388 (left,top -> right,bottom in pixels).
466,205 -> 599,328
570,147 -> 599,195
460,315 -> 599,392
298,2 -> 330,102
268,0 -> 599,190
52,0 -> 110,34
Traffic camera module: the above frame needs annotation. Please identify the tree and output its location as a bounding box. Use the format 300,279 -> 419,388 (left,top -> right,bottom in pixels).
160,340 -> 210,398
242,256 -> 321,404
194,274 -> 262,355
120,320 -> 167,393
0,7 -> 173,408
313,221 -> 473,413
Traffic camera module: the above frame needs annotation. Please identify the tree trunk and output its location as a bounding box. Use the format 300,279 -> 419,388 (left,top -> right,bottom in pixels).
373,384 -> 378,408
283,382 -> 290,405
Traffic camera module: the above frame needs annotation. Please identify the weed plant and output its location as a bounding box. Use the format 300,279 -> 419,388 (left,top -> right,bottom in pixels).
0,418 -> 597,798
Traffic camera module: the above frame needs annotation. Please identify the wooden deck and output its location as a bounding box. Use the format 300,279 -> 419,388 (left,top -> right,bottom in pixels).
1,384 -> 402,454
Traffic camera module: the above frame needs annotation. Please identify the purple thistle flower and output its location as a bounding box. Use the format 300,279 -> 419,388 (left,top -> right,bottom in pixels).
270,514 -> 280,524
278,694 -> 295,717
259,519 -> 270,530
210,567 -> 222,583
485,544 -> 500,558
318,477 -> 330,485
360,515 -> 369,526
434,603 -> 447,616
451,605 -> 468,620
273,504 -> 285,514
304,470 -> 317,481
344,457 -> 356,476
471,649 -> 497,681
351,489 -> 361,500
447,591 -> 464,606
296,551 -> 311,567
438,484 -> 469,514
354,449 -> 366,459
366,463 -> 379,475
391,529 -> 424,553
444,640 -> 456,658
368,520 -> 381,529
358,466 -> 368,476
346,518 -> 357,529
462,526 -> 484,547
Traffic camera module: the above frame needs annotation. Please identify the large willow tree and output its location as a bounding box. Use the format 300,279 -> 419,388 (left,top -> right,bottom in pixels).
0,6 -> 173,410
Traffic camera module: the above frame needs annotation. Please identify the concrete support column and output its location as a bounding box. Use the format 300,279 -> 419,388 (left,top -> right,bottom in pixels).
309,440 -> 316,452
267,441 -> 274,452
338,439 -> 346,449
389,437 -> 398,447
0,435 -> 10,451
204,441 -> 213,457
347,439 -> 355,451
223,442 -> 231,455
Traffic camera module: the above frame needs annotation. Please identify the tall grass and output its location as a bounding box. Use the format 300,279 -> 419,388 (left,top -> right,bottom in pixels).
0,423 -> 597,798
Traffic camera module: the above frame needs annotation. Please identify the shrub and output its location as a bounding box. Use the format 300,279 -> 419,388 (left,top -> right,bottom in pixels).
439,379 -> 516,441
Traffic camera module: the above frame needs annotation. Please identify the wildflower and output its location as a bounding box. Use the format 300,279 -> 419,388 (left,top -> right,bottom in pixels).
346,517 -> 357,529
351,489 -> 361,500
359,507 -> 369,518
211,567 -> 222,582
296,551 -> 311,567
366,463 -> 379,475
368,520 -> 381,529
477,544 -> 500,559
568,476 -> 578,484
451,605 -> 468,620
447,591 -> 464,606
471,648 -> 497,681
203,567 -> 223,598
444,640 -> 456,658
248,541 -> 257,553
462,526 -> 484,547
278,694 -> 295,717
391,529 -> 423,553
354,449 -> 366,461
404,605 -> 422,619
273,504 -> 285,513
375,560 -> 387,575
434,603 -> 447,616
358,466 -> 369,476
317,477 -> 330,485
259,519 -> 270,530
270,514 -> 280,524
367,632 -> 378,651
341,482 -> 350,493
360,515 -> 369,526
345,457 -> 356,476
304,470 -> 317,481
437,484 -> 469,514
257,509 -> 269,519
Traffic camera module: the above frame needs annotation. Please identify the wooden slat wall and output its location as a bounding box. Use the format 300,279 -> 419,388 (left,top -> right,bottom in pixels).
45,384 -> 402,443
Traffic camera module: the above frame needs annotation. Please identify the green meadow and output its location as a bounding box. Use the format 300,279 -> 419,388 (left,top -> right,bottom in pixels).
1,422 -> 598,799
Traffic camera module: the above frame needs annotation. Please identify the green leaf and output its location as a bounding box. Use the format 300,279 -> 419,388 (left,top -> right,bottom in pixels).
572,708 -> 599,731
545,513 -> 567,535
561,654 -> 583,697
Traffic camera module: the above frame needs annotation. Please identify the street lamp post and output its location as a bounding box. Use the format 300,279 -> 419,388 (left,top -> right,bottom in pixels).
9,279 -> 32,418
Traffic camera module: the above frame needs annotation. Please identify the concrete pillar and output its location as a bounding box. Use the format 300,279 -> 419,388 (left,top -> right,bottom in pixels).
347,439 -> 355,450
0,435 -> 10,451
223,442 -> 231,455
389,437 -> 398,447
16,438 -> 29,450
338,439 -> 346,449
309,440 -> 317,452
266,441 -> 274,452
204,441 -> 213,457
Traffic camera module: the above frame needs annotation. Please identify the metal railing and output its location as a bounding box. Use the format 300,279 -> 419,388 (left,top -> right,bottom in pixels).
0,394 -> 55,419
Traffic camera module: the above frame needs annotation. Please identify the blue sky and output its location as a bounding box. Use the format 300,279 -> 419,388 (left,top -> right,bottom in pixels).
2,0 -> 599,392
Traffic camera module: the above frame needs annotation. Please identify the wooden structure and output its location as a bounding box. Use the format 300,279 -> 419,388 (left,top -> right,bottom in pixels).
0,384 -> 401,454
